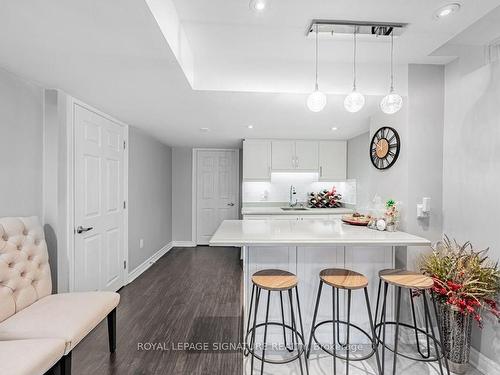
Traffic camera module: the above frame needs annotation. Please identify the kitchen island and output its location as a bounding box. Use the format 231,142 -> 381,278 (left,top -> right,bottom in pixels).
210,219 -> 431,374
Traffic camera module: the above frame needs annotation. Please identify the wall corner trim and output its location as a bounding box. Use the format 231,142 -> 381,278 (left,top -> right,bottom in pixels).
470,347 -> 500,374
127,241 -> 173,284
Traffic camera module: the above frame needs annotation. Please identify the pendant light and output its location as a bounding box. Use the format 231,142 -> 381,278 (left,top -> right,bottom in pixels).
307,24 -> 326,112
344,27 -> 365,113
380,32 -> 403,114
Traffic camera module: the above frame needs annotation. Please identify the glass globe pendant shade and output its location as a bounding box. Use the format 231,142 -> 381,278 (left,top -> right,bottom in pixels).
380,90 -> 403,114
344,89 -> 365,113
307,89 -> 327,112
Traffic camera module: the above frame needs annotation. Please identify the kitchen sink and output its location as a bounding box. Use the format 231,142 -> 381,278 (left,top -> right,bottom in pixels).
281,207 -> 309,211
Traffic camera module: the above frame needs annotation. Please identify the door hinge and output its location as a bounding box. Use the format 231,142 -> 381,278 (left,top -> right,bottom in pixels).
123,201 -> 126,209
124,260 -> 127,269
123,140 -> 126,150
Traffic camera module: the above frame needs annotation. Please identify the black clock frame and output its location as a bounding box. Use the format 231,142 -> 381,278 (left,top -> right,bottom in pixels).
370,126 -> 400,170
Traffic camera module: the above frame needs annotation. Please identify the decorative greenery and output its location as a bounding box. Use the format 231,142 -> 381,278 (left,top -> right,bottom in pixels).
385,199 -> 400,225
420,236 -> 500,327
308,187 -> 342,208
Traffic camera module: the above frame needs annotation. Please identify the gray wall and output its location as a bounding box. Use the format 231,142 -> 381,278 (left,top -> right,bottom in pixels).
172,147 -> 193,243
128,127 -> 172,271
0,69 -> 43,217
443,59 -> 500,364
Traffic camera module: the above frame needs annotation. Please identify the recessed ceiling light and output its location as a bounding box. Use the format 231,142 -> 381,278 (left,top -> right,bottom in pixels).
249,0 -> 268,12
247,125 -> 254,129
200,127 -> 210,132
435,3 -> 461,19
331,127 -> 338,131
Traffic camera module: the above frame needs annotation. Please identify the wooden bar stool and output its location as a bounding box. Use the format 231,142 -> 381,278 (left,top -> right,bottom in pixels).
307,268 -> 382,375
244,269 -> 308,375
374,269 -> 450,375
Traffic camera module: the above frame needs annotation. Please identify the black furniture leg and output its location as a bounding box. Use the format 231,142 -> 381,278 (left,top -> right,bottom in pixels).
61,352 -> 72,375
295,286 -> 309,375
332,286 -> 337,375
250,287 -> 261,374
346,290 -> 352,375
289,289 -> 305,375
307,280 -> 323,358
244,284 -> 256,356
107,308 -> 117,353
392,286 -> 402,375
280,290 -> 293,352
260,291 -> 271,375
423,293 -> 445,375
364,287 -> 382,375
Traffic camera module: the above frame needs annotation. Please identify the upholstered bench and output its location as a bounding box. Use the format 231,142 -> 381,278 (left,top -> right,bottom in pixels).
0,338 -> 66,375
0,217 -> 120,375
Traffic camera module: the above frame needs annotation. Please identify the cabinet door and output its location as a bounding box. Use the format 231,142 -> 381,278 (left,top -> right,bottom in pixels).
271,140 -> 295,170
295,141 -> 319,170
243,140 -> 271,180
319,141 -> 347,180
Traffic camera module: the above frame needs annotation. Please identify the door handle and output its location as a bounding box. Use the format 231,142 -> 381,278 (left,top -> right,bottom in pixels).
76,226 -> 94,234
227,203 -> 235,206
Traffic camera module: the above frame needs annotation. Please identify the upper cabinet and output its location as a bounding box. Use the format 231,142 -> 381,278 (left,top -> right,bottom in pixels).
243,139 -> 346,180
295,141 -> 319,170
319,141 -> 347,180
271,140 -> 319,171
243,139 -> 271,180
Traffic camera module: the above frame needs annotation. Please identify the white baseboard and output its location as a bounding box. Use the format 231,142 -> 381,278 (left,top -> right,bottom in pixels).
172,241 -> 196,247
127,241 -> 173,284
470,347 -> 500,374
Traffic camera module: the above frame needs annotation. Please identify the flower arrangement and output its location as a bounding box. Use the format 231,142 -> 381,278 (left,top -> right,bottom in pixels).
385,199 -> 400,226
420,236 -> 500,327
308,186 -> 342,208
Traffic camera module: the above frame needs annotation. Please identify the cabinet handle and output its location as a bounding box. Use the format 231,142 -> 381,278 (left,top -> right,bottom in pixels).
320,166 -> 323,177
295,157 -> 299,169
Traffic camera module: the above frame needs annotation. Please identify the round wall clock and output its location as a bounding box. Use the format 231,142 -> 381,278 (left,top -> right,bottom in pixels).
370,126 -> 400,170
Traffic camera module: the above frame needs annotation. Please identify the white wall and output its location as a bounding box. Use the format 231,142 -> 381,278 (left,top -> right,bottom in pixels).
443,58 -> 500,364
0,69 -> 43,217
172,147 -> 193,243
128,127 -> 173,271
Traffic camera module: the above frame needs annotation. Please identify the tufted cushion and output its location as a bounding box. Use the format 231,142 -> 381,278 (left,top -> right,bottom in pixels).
0,338 -> 65,375
0,217 -> 52,323
0,291 -> 120,354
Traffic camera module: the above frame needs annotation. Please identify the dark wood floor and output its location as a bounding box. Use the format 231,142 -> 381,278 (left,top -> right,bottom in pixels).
72,246 -> 243,375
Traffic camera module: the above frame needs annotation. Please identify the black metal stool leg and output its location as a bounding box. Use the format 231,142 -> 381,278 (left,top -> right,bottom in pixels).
432,297 -> 451,375
380,282 -> 389,374
332,286 -> 337,375
345,290 -> 352,375
307,280 -> 323,358
289,289 -> 305,375
392,286 -> 402,375
423,292 -> 445,375
250,287 -> 261,374
244,284 -> 256,356
295,287 -> 309,375
280,291 -> 294,352
260,291 -> 271,375
364,287 -> 382,375
410,289 -> 431,359
374,279 -> 382,337
336,289 -> 347,347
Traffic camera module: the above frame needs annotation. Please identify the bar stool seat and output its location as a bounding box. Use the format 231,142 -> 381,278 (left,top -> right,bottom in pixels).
320,268 -> 368,290
379,268 -> 434,289
251,269 -> 298,291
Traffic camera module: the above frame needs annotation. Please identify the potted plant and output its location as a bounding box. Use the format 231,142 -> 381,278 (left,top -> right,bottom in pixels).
420,236 -> 500,374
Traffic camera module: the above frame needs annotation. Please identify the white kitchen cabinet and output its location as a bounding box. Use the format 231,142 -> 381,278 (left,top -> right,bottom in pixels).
271,140 -> 295,170
243,139 -> 271,180
295,141 -> 319,170
319,140 -> 347,180
272,140 -> 319,171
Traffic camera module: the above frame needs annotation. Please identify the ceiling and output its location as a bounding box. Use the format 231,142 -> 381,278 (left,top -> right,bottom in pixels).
0,1 -> 499,147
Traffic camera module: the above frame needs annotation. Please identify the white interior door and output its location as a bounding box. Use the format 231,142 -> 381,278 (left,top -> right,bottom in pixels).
196,150 -> 239,244
74,104 -> 126,292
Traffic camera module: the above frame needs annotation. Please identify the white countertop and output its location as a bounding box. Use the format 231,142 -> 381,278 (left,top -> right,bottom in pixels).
209,219 -> 431,247
241,206 -> 354,215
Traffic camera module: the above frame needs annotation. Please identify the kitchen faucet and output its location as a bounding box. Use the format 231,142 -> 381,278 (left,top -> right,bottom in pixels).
289,185 -> 298,207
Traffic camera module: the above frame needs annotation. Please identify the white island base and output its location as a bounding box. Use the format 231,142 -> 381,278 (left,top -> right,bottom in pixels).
209,219 -> 442,375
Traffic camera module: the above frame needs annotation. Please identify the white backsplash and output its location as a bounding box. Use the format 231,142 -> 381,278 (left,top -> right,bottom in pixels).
242,172 -> 356,205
